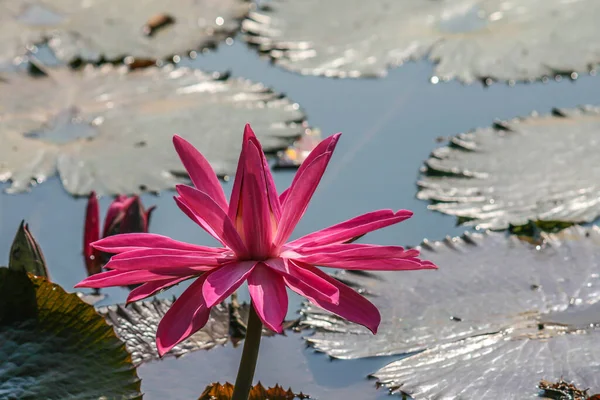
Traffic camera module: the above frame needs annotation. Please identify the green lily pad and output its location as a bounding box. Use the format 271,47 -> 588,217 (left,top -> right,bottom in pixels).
0,268 -> 141,399
99,297 -> 299,365
0,65 -> 307,195
301,226 -> 600,399
417,106 -> 600,230
242,0 -> 600,83
0,0 -> 251,64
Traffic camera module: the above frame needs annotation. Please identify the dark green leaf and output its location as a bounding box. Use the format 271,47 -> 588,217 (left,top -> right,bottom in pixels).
0,268 -> 141,399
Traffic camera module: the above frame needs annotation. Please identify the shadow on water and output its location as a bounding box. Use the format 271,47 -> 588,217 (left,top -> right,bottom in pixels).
1,37 -> 600,398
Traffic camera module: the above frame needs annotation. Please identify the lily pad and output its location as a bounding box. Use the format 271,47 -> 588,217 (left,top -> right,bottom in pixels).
0,65 -> 307,195
0,268 -> 141,399
99,297 -> 299,365
0,0 -> 251,64
417,106 -> 600,230
242,0 -> 600,83
301,226 -> 600,399
198,382 -> 309,400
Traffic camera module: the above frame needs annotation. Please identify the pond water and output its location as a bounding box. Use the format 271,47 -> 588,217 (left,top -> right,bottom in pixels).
1,37 -> 600,399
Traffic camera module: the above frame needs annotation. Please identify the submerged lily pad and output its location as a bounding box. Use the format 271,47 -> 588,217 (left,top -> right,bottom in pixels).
301,226 -> 600,399
99,298 -> 298,365
0,65 -> 307,195
0,0 -> 251,64
242,0 -> 600,83
0,268 -> 141,399
417,106 -> 600,230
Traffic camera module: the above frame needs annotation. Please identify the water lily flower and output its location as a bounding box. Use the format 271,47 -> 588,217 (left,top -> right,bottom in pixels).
83,192 -> 155,276
76,124 -> 436,357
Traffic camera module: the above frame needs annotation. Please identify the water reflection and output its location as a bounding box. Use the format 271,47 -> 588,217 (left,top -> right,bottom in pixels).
139,334 -> 398,400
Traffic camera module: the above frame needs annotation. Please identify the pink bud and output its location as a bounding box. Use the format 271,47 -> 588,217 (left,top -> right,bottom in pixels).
83,191 -> 101,276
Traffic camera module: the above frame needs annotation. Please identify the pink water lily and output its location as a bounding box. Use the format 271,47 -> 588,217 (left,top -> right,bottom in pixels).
76,124 -> 436,356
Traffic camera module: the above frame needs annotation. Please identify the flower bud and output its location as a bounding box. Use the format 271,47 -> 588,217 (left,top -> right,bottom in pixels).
9,220 -> 49,279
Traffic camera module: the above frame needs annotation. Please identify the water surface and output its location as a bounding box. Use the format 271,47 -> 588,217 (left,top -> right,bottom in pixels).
1,37 -> 600,399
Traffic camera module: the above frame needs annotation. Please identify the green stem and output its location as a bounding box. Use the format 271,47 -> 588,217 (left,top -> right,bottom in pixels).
232,301 -> 262,400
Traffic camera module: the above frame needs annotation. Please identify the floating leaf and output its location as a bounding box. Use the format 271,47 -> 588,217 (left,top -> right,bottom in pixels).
242,0 -> 600,83
0,0 -> 251,64
8,220 -> 49,278
0,268 -> 141,399
99,297 -> 299,365
198,382 -> 309,400
417,106 -> 600,230
301,226 -> 600,398
0,65 -> 307,195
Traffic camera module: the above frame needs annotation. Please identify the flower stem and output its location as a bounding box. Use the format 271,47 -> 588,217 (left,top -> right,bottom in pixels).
232,301 -> 262,400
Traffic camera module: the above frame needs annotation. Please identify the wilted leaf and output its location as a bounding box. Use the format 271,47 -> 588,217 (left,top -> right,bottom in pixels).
538,378 -> 591,400
0,65 -> 308,195
301,226 -> 600,399
8,220 -> 49,278
242,0 -> 600,83
0,0 -> 251,64
417,106 -> 600,230
198,382 -> 309,400
0,268 -> 141,399
99,297 -> 299,365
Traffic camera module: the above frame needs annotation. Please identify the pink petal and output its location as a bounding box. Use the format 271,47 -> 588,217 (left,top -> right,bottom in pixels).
173,135 -> 229,210
281,133 -> 341,210
75,268 -> 196,288
144,205 -> 156,232
279,188 -> 290,204
248,264 -> 288,333
127,276 -> 190,303
239,140 -> 275,258
273,150 -> 337,248
106,248 -> 230,271
119,196 -> 152,234
298,257 -> 437,271
202,261 -> 256,307
102,195 -> 129,237
156,276 -> 210,356
285,243 -> 421,263
92,233 -> 224,254
265,258 -> 339,305
300,266 -> 381,334
83,191 -> 101,276
228,124 -> 253,222
175,185 -> 247,256
228,124 -> 282,223
288,209 -> 413,248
